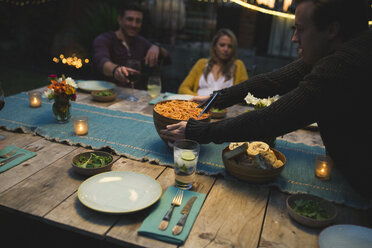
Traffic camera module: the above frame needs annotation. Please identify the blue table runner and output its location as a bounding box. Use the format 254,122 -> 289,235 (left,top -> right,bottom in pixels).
0,93 -> 368,209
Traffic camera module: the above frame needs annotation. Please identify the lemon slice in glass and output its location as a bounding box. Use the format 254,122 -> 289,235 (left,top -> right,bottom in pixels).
181,151 -> 196,161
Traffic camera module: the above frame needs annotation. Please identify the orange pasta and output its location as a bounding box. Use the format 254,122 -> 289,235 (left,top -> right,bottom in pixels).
154,100 -> 210,120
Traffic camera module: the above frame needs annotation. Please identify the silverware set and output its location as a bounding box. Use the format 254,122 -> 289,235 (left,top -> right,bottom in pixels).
158,189 -> 197,235
0,147 -> 17,158
0,148 -> 24,167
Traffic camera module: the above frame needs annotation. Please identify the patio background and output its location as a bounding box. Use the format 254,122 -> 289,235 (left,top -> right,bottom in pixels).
0,0 -> 309,96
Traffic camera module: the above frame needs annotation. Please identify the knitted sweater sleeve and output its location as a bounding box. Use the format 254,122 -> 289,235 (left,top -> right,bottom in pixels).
185,59 -> 314,144
211,59 -> 311,109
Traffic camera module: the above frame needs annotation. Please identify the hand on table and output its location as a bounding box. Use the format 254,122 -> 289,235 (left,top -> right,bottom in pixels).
160,121 -> 187,142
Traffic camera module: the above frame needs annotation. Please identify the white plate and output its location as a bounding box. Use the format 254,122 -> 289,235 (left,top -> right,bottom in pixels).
77,171 -> 162,213
77,80 -> 116,92
318,224 -> 372,248
166,94 -> 194,101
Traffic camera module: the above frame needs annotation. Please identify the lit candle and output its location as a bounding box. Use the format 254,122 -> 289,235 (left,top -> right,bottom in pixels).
315,156 -> 332,180
28,91 -> 42,108
73,116 -> 88,136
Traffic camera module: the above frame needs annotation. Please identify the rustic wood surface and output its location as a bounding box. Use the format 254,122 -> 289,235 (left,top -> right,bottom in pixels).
0,87 -> 368,248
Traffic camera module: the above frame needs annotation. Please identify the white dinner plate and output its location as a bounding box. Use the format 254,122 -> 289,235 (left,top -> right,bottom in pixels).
318,224 -> 372,248
77,171 -> 162,213
77,80 -> 116,92
166,94 -> 194,101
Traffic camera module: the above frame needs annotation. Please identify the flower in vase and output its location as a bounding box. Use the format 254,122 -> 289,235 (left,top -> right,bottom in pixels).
43,74 -> 77,102
244,92 -> 279,109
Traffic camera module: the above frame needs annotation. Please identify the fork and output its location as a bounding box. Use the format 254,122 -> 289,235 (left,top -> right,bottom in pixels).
158,189 -> 183,230
0,148 -> 18,159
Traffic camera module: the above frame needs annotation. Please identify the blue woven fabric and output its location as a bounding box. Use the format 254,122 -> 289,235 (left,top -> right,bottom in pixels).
0,93 -> 227,175
0,93 -> 368,209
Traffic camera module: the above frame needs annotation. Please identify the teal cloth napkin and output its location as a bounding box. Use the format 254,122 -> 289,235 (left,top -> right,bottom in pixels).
138,186 -> 206,245
149,92 -> 176,105
0,145 -> 37,173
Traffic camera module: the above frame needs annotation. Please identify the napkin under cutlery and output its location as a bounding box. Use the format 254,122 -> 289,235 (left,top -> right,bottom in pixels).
0,145 -> 36,173
138,186 -> 206,245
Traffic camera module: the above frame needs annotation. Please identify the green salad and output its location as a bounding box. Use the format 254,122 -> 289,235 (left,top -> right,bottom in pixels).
293,199 -> 331,220
95,90 -> 113,96
74,153 -> 112,168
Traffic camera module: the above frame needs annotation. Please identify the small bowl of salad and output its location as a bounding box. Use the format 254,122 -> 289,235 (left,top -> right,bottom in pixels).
91,89 -> 117,102
286,194 -> 337,228
210,108 -> 227,119
72,151 -> 114,176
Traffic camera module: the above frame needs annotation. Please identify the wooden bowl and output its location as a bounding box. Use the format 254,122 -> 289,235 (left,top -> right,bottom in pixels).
286,194 -> 337,228
153,100 -> 211,145
222,146 -> 286,183
210,108 -> 227,119
91,90 -> 117,102
72,151 -> 114,176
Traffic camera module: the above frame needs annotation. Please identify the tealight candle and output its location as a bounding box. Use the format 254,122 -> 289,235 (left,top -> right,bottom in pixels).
315,155 -> 332,180
73,116 -> 88,136
28,91 -> 42,108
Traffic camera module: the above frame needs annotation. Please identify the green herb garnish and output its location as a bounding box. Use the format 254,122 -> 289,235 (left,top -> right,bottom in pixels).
211,108 -> 225,113
293,199 -> 330,220
74,153 -> 112,168
95,90 -> 113,96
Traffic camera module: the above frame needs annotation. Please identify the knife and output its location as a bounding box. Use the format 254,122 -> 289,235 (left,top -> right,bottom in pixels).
0,153 -> 25,167
172,196 -> 197,235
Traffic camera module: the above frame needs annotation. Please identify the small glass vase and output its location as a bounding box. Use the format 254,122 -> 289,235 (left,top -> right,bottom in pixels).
52,96 -> 71,123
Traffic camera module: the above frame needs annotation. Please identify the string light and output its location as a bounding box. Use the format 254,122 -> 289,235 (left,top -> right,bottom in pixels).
52,54 -> 89,69
232,0 -> 372,26
231,0 -> 295,19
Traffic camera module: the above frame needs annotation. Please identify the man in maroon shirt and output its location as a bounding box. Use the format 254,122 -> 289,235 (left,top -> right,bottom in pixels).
93,3 -> 170,89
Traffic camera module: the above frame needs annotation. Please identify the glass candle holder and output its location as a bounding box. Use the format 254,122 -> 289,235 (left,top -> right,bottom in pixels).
73,116 -> 88,136
315,155 -> 333,180
28,91 -> 42,108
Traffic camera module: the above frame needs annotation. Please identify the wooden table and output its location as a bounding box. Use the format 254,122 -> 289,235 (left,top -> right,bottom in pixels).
0,87 -> 369,248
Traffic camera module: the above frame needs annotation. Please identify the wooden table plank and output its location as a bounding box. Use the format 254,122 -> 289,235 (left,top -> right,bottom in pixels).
0,130 -> 42,147
184,179 -> 269,248
0,147 -> 95,216
259,188 -> 368,248
259,189 -> 319,248
0,136 -> 78,194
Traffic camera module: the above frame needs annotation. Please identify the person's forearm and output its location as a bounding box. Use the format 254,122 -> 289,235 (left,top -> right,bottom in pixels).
102,61 -> 117,78
212,58 -> 311,109
159,47 -> 171,65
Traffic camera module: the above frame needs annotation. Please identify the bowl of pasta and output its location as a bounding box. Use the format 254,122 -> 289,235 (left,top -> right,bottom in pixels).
153,100 -> 211,145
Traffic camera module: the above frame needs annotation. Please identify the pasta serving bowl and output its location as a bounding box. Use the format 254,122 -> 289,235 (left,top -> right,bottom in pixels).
153,100 -> 210,145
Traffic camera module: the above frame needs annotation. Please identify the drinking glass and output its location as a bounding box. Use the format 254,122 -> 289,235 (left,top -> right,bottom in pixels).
173,139 -> 200,189
0,82 -> 5,140
147,76 -> 162,99
125,59 -> 141,101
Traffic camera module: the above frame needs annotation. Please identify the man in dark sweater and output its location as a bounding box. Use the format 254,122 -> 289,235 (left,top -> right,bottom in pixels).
93,3 -> 170,89
160,0 -> 372,199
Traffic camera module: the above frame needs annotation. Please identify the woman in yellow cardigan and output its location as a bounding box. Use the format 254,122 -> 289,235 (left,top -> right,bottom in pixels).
178,28 -> 248,96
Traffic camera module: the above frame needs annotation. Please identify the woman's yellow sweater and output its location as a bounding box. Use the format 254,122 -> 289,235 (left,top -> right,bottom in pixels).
178,58 -> 248,95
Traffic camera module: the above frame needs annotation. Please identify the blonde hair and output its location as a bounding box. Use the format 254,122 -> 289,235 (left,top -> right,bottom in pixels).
203,28 -> 238,82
